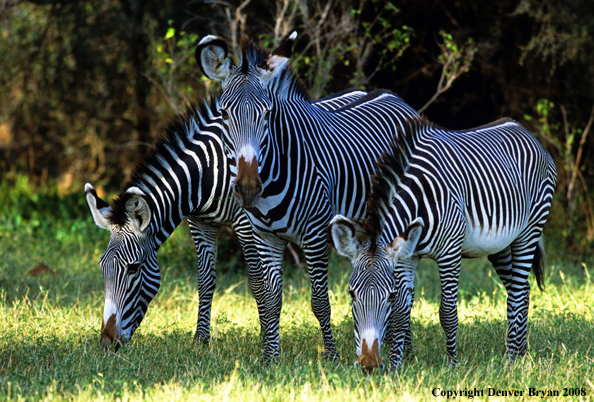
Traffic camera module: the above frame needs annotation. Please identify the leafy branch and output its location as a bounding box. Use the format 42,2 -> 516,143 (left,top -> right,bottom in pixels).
145,22 -> 201,114
417,31 -> 477,114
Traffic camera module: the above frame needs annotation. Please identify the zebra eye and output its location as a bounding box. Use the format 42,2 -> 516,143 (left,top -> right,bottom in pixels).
263,110 -> 270,121
128,263 -> 141,274
221,109 -> 230,120
349,289 -> 356,301
388,292 -> 396,302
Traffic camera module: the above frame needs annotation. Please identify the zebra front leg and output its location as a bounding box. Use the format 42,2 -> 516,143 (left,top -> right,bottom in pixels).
233,215 -> 267,341
389,265 -> 416,371
437,256 -> 462,367
385,284 -> 414,355
404,284 -> 415,356
255,232 -> 287,363
303,241 -> 339,361
188,220 -> 220,344
245,259 -> 267,343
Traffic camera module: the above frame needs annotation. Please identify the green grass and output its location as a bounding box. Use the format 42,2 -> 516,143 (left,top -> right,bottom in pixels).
1,205 -> 594,400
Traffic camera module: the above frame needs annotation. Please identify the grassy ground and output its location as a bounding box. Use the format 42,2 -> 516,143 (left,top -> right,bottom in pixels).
1,209 -> 594,401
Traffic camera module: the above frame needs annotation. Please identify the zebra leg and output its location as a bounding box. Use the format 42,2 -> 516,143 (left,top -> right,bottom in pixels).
488,246 -> 516,358
233,215 -> 267,341
389,266 -> 416,371
506,238 -> 541,360
255,231 -> 287,363
437,255 -> 462,367
303,240 -> 339,361
488,246 -> 513,293
387,286 -> 414,355
404,285 -> 415,356
187,219 -> 220,344
506,193 -> 551,361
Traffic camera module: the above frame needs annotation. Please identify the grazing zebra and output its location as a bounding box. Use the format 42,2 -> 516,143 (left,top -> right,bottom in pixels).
195,33 -> 420,361
330,116 -> 556,372
85,93 -> 368,352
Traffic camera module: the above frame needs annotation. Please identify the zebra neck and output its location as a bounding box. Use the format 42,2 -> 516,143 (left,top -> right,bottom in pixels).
381,181 -> 424,245
126,131 -> 227,247
259,97 -> 310,185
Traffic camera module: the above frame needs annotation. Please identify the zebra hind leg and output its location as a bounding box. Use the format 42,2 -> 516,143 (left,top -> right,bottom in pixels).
505,238 -> 542,361
488,246 -> 513,293
488,246 -> 521,360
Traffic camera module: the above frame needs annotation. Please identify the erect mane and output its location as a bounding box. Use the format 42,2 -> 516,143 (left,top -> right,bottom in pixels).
107,97 -> 222,226
241,35 -> 270,74
362,116 -> 432,252
240,35 -> 309,100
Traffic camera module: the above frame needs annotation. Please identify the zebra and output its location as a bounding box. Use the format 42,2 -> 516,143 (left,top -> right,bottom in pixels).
85,93 -> 368,352
195,33 -> 420,361
329,116 -> 556,372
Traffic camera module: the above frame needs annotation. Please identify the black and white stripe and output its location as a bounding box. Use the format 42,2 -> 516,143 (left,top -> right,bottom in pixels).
331,116 -> 556,371
196,34 -> 420,361
85,92 -> 368,352
86,98 -> 263,351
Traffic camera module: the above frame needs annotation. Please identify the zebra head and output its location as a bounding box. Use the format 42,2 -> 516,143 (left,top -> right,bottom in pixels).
195,32 -> 297,209
329,215 -> 424,374
85,183 -> 160,352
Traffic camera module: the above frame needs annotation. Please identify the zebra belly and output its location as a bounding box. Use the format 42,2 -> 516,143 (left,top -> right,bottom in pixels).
460,223 -> 520,258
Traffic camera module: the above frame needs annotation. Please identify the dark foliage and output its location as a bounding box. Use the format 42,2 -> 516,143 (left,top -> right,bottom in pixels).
0,0 -> 592,250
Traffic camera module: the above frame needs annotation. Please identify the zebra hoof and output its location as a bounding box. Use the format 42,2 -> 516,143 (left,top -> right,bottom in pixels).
323,349 -> 340,362
387,363 -> 402,375
262,353 -> 280,367
323,349 -> 340,361
193,334 -> 210,345
403,346 -> 415,360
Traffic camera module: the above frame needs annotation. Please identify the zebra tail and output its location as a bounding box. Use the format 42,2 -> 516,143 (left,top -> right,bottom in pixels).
532,237 -> 545,291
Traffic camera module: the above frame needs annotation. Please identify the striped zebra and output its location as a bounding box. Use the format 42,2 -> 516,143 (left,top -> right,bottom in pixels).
85,93 -> 367,352
195,33 -> 420,361
330,116 -> 556,372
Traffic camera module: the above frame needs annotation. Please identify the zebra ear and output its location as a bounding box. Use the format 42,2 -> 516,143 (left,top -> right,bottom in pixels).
196,35 -> 231,82
329,214 -> 362,260
125,187 -> 151,233
85,183 -> 112,230
258,31 -> 297,83
386,217 -> 424,262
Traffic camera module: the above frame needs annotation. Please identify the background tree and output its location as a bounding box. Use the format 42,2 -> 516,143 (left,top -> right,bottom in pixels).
0,0 -> 592,253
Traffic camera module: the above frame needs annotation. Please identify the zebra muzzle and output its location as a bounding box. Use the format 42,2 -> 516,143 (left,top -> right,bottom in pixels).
233,155 -> 263,209
100,313 -> 124,352
356,338 -> 384,374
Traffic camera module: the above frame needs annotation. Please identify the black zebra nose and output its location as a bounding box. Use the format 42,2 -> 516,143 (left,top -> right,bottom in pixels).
254,182 -> 262,195
232,178 -> 263,209
233,182 -> 243,196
